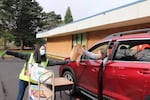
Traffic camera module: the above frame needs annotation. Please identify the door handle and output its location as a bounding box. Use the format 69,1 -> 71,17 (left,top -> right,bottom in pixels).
139,69 -> 150,74
91,68 -> 99,72
118,75 -> 126,79
80,62 -> 87,66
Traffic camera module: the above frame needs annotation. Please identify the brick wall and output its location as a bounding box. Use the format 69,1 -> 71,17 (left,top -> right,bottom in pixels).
46,35 -> 72,57
87,23 -> 150,49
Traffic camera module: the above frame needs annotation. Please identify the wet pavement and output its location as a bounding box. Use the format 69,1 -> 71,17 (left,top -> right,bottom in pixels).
0,58 -> 92,100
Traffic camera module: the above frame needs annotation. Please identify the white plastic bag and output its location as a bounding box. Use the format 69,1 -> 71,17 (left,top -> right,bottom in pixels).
29,63 -> 53,84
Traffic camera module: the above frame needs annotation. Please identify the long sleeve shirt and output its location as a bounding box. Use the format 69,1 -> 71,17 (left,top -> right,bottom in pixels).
83,50 -> 99,60
5,50 -> 67,66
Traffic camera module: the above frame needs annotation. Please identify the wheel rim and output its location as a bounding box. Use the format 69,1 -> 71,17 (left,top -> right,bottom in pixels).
63,73 -> 74,94
64,74 -> 73,82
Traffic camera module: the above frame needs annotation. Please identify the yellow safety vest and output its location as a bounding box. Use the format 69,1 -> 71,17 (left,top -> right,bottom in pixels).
19,53 -> 48,83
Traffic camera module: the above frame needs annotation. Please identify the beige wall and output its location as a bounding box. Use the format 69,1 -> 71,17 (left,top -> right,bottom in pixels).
87,30 -> 108,49
46,35 -> 72,57
87,23 -> 150,48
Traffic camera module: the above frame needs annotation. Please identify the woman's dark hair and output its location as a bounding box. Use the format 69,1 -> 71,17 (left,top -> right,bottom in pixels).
33,44 -> 46,63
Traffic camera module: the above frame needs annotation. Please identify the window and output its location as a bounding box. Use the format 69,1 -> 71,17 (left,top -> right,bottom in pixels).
83,42 -> 109,60
113,39 -> 150,62
72,33 -> 86,48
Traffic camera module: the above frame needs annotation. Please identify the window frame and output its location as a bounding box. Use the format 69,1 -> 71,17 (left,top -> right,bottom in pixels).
112,39 -> 150,62
82,41 -> 110,60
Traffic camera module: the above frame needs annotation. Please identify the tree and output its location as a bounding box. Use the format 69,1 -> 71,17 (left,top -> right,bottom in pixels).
0,0 -> 16,30
1,31 -> 14,49
13,0 -> 43,49
0,0 -> 16,49
41,11 -> 63,30
0,0 -> 63,50
64,6 -> 73,24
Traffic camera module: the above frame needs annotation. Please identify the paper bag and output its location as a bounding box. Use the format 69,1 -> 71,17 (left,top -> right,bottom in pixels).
70,44 -> 83,61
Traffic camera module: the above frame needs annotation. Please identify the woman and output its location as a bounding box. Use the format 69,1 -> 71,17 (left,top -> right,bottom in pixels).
1,44 -> 69,100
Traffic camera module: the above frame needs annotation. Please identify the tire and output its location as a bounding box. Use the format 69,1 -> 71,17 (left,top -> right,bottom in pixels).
62,71 -> 76,95
144,94 -> 150,100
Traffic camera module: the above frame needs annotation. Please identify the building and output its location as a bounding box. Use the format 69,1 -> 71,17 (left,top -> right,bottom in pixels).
36,0 -> 150,59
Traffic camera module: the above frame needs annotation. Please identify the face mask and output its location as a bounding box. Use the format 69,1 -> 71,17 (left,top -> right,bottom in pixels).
40,50 -> 46,56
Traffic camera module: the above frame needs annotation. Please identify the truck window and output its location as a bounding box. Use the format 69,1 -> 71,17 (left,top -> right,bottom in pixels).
84,42 -> 109,60
113,39 -> 150,62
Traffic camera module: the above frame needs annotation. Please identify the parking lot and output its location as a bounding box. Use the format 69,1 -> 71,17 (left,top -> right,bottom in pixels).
0,58 -> 91,100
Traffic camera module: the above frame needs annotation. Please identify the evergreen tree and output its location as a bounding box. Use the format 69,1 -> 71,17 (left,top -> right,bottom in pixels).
0,0 -> 16,30
0,0 -> 63,49
41,11 -> 62,30
64,6 -> 73,24
13,0 -> 43,49
0,0 -> 16,49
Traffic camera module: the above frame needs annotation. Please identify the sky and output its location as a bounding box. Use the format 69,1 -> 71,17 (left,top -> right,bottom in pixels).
36,0 -> 140,21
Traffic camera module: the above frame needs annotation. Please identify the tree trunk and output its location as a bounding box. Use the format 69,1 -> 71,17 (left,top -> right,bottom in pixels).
3,38 -> 7,50
20,40 -> 24,50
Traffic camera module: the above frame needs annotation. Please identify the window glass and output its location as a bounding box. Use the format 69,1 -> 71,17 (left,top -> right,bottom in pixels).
92,43 -> 108,55
83,42 -> 109,60
72,33 -> 86,48
113,39 -> 150,62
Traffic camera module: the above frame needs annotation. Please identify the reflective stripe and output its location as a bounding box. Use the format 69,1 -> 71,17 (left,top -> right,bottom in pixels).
19,53 -> 48,83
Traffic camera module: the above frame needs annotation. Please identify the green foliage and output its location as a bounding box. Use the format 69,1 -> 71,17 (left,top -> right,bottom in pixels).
13,0 -> 43,49
41,11 -> 63,30
0,0 -> 16,30
0,0 -> 63,49
64,7 -> 73,24
0,0 -> 17,49
2,31 -> 14,42
36,38 -> 46,45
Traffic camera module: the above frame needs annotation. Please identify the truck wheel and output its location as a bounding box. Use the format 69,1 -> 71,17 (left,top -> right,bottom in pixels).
63,71 -> 76,95
144,94 -> 150,100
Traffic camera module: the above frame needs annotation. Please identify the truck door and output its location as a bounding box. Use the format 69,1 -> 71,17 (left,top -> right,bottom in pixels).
108,39 -> 150,100
77,42 -> 109,96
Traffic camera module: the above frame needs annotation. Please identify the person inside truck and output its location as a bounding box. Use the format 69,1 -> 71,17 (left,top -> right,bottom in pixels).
83,49 -> 103,60
82,44 -> 112,60
135,46 -> 150,61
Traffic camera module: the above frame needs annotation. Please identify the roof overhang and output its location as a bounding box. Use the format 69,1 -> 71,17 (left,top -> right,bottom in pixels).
36,0 -> 150,38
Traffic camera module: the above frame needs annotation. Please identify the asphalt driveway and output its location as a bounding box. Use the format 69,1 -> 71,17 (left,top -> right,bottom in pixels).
0,58 -> 91,100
